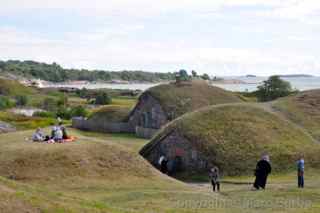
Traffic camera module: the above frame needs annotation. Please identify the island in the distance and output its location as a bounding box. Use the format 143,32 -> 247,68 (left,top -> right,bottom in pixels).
279,74 -> 314,78
245,74 -> 257,78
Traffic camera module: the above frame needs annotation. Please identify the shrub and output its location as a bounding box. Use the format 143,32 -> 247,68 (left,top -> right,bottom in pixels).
175,69 -> 191,83
15,95 -> 28,106
0,96 -> 14,110
57,94 -> 69,107
33,111 -> 56,118
95,91 -> 112,105
70,106 -> 88,117
56,107 -> 72,120
201,73 -> 210,80
76,88 -> 89,99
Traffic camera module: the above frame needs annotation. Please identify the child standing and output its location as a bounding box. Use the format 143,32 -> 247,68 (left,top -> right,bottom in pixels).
209,166 -> 220,192
297,155 -> 305,188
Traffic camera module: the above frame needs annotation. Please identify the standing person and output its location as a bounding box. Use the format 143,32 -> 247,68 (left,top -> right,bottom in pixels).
253,154 -> 272,190
297,155 -> 305,188
209,166 -> 220,192
159,155 -> 168,174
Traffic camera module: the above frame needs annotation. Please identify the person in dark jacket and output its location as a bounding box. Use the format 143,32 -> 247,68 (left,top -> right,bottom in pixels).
159,156 -> 168,174
253,154 -> 272,190
209,166 -> 220,192
58,122 -> 68,139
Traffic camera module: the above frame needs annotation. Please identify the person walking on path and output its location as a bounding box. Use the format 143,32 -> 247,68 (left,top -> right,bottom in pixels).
253,154 -> 272,190
209,166 -> 220,192
297,155 -> 305,188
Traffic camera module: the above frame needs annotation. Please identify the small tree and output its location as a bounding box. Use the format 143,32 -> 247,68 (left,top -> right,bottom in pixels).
0,96 -> 14,109
201,73 -> 210,80
71,105 -> 88,117
191,70 -> 198,78
256,75 -> 293,102
95,91 -> 112,105
175,69 -> 191,83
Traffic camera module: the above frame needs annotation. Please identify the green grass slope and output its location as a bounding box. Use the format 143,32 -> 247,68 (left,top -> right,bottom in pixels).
145,80 -> 243,120
0,130 -> 156,182
145,104 -> 320,176
0,129 -> 319,212
0,111 -> 56,130
89,105 -> 132,123
0,78 -> 35,96
272,89 -> 320,141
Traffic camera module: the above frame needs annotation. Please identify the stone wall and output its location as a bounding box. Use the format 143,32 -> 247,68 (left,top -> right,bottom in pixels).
135,126 -> 159,139
72,93 -> 168,138
128,93 -> 168,129
143,131 -> 210,173
72,117 -> 134,133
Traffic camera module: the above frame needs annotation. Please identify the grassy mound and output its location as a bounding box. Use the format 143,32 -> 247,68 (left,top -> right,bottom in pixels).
89,105 -> 132,123
273,89 -> 320,141
0,78 -> 35,96
144,104 -> 320,176
0,129 -> 320,212
0,130 -> 155,182
145,80 -> 243,119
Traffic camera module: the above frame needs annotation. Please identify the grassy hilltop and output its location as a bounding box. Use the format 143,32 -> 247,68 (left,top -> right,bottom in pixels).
88,106 -> 133,123
145,80 -> 243,120
144,104 -> 320,177
0,78 -> 35,96
273,89 -> 320,141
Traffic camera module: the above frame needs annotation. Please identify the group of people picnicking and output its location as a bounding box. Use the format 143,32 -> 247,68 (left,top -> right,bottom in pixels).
31,118 -> 75,143
159,154 -> 305,192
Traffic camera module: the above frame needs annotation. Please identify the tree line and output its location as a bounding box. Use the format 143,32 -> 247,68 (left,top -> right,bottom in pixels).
0,60 -> 176,83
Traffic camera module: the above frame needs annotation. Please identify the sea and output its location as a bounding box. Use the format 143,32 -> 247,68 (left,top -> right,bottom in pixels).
43,76 -> 320,92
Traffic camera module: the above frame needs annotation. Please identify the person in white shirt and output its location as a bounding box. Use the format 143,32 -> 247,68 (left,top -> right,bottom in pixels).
32,127 -> 44,142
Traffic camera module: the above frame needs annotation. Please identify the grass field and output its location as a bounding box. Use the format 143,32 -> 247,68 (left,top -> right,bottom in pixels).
272,90 -> 320,141
0,129 -> 319,213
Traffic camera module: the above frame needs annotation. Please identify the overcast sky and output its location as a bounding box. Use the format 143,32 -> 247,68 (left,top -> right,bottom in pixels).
1,0 -> 320,76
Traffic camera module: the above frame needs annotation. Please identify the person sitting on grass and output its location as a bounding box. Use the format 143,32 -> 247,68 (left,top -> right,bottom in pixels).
297,155 -> 305,188
253,154 -> 272,190
209,166 -> 220,192
58,122 -> 69,139
32,127 -> 45,142
52,126 -> 63,143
